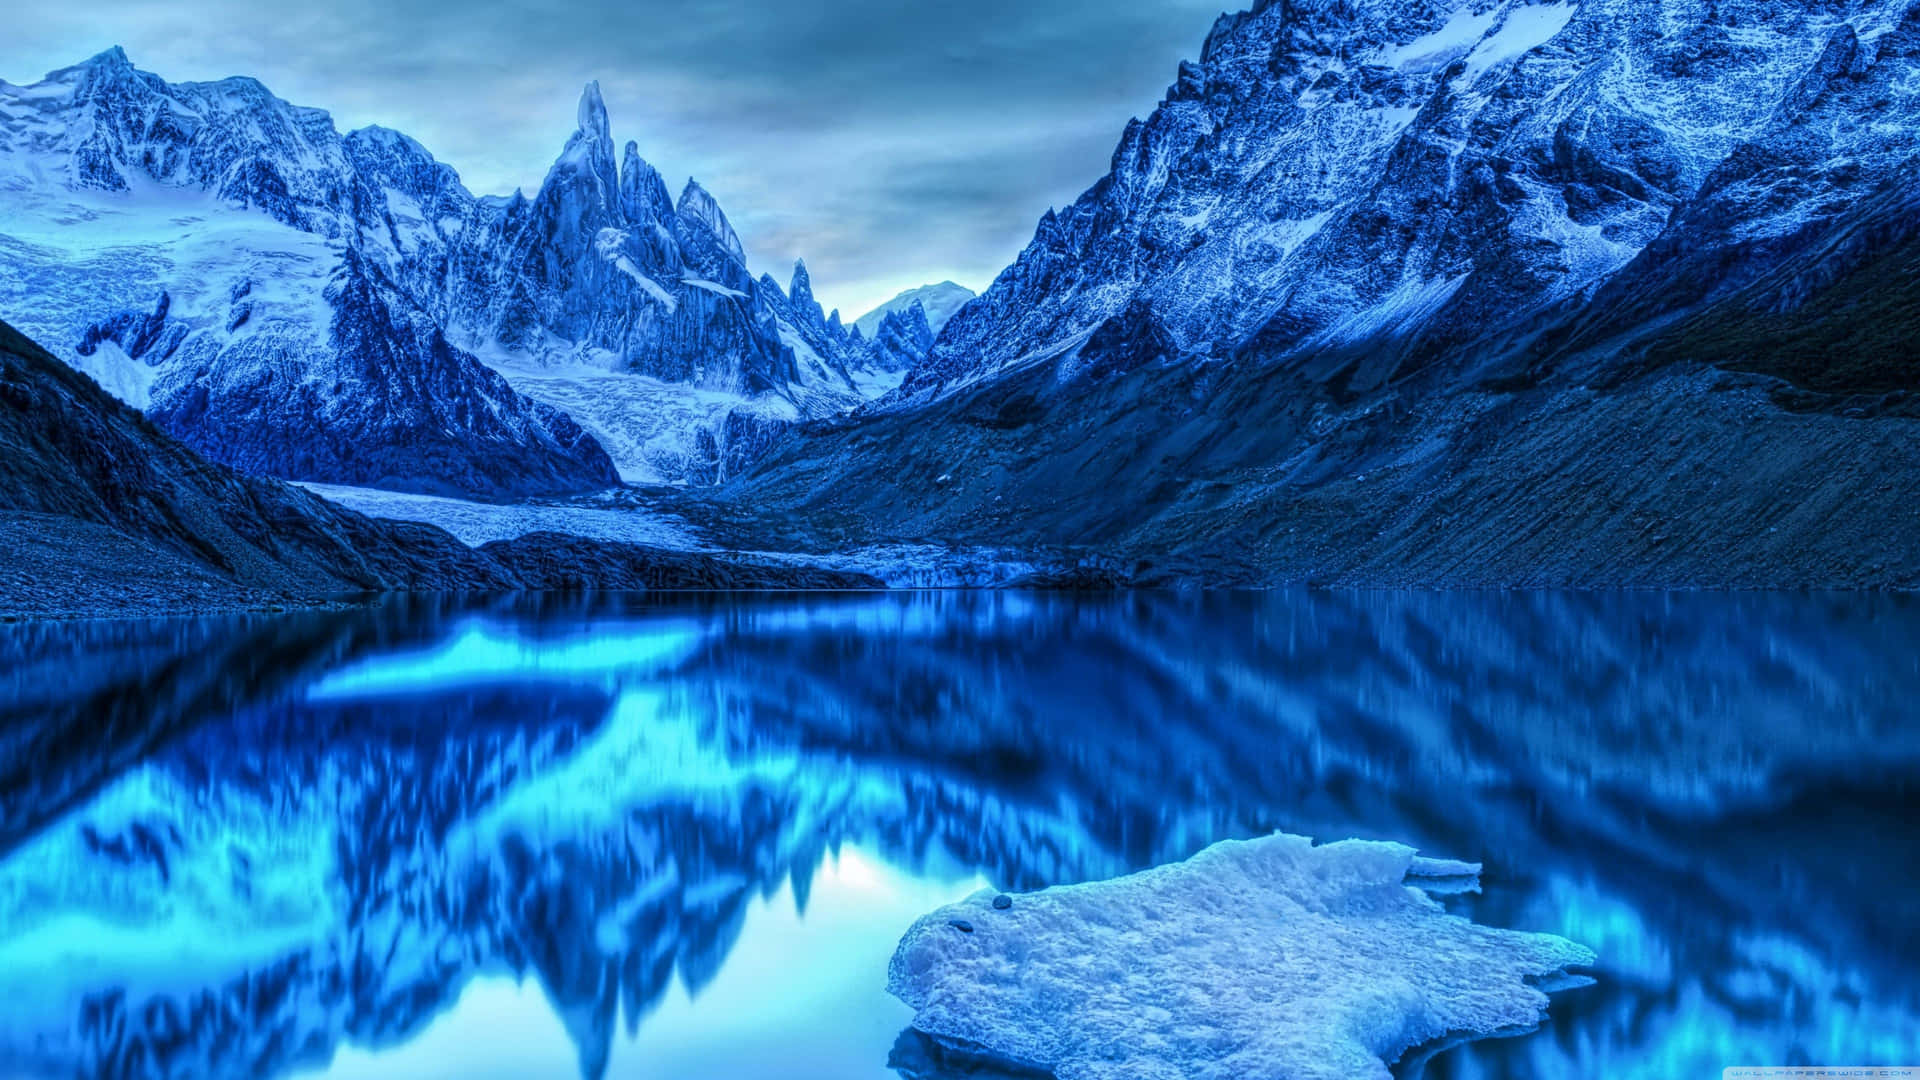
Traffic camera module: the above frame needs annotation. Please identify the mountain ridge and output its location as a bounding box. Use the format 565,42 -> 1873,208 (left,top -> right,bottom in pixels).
0,53 -> 917,495
725,0 -> 1920,588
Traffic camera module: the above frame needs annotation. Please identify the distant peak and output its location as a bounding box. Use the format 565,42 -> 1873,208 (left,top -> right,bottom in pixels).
576,80 -> 610,140
88,45 -> 133,69
348,124 -> 425,152
51,46 -> 137,84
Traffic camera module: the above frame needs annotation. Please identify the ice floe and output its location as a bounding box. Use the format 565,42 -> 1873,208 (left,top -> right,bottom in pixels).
888,833 -> 1594,1080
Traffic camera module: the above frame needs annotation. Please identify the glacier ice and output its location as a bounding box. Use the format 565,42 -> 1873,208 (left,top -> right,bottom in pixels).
888,833 -> 1594,1080
293,482 -> 707,548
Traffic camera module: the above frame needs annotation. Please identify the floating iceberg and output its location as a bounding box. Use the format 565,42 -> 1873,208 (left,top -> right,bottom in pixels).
887,833 -> 1595,1080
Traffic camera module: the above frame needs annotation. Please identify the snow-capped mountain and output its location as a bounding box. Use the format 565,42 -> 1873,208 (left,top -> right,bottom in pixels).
0,49 -> 622,498
906,0 -> 1920,397
852,281 -> 975,339
735,0 -> 1920,587
432,84 -> 875,482
0,52 -> 877,494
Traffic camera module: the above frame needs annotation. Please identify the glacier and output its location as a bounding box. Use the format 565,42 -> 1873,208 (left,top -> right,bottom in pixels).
293,483 -> 708,550
889,833 -> 1594,1080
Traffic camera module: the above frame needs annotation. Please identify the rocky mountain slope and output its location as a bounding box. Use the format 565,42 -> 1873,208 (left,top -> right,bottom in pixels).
0,53 -> 883,495
0,317 -> 874,618
732,0 -> 1920,587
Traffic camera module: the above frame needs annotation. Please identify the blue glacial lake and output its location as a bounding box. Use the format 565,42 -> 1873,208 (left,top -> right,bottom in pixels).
1,591 -> 1916,1078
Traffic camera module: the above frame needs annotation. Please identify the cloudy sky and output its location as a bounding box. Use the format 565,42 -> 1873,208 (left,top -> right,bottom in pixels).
2,0 -> 1228,318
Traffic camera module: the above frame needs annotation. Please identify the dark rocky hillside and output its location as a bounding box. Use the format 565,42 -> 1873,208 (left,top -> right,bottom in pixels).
0,318 -> 876,618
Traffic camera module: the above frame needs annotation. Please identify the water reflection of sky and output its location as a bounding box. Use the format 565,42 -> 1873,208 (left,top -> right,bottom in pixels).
0,591 -> 1915,1080
318,848 -> 986,1080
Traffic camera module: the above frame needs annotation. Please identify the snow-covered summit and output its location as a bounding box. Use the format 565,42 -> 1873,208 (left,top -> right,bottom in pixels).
853,280 -> 976,339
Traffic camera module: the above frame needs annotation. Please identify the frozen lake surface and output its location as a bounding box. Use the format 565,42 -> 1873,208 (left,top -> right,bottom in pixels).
0,591 -> 1916,1078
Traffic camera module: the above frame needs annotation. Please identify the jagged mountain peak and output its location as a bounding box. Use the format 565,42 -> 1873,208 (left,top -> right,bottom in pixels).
545,82 -> 619,204
788,259 -> 824,326
676,178 -> 748,266
575,80 -> 611,142
900,0 -> 1916,399
29,45 -> 138,88
888,299 -> 932,335
72,45 -> 135,74
1,51 -> 880,492
861,298 -> 936,374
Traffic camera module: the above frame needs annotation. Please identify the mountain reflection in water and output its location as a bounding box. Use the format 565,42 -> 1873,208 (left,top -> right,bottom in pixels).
0,591 -> 1916,1079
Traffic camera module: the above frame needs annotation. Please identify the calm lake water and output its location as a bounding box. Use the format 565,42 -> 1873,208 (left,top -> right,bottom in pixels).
1,591 -> 1916,1079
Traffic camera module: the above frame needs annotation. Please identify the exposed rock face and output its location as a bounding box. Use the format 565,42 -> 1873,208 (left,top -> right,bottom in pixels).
0,59 -> 872,494
120,250 -> 616,498
736,0 -> 1920,587
687,408 -> 800,487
